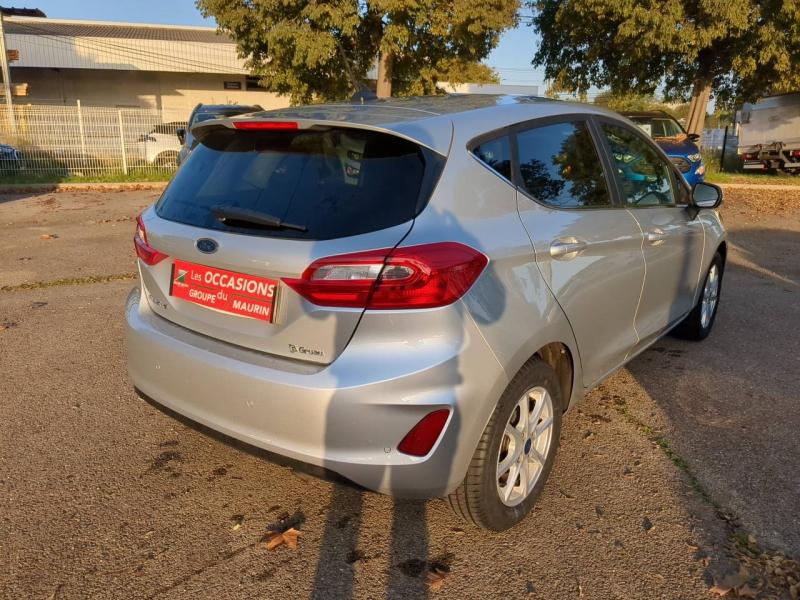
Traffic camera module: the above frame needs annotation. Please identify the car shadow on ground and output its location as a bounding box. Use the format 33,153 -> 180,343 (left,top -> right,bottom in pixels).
625,226 -> 800,557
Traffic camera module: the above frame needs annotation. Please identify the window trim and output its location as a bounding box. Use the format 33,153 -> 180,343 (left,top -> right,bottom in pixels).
591,115 -> 690,209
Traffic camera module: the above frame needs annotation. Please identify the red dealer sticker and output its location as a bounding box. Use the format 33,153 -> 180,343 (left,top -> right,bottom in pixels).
170,259 -> 278,322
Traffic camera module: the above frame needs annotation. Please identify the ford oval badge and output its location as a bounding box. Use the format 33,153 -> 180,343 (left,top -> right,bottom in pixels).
196,238 -> 218,254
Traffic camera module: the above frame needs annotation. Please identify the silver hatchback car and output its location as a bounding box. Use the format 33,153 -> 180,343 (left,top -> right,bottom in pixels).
127,95 -> 725,530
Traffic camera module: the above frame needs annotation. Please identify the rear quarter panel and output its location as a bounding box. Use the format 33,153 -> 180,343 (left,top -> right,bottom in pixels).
399,129 -> 583,476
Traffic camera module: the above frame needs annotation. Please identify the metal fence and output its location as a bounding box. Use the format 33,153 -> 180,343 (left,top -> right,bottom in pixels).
0,103 -> 187,178
701,127 -> 738,151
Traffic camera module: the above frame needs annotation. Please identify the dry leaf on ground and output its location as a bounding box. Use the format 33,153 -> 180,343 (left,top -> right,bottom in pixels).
264,527 -> 302,551
427,567 -> 449,592
40,233 -> 58,240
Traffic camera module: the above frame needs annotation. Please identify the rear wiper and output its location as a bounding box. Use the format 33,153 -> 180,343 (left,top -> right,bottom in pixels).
211,206 -> 307,232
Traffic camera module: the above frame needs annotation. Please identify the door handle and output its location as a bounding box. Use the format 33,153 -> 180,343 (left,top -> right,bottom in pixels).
645,228 -> 667,246
550,238 -> 587,260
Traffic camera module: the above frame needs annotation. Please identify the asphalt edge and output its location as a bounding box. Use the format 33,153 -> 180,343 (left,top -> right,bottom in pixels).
0,182 -> 169,194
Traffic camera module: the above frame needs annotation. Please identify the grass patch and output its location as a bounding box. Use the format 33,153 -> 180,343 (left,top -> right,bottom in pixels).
0,170 -> 172,185
1,272 -> 137,292
705,171 -> 800,186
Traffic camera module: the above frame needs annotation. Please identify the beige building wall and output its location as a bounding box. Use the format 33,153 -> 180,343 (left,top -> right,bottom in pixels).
10,68 -> 289,119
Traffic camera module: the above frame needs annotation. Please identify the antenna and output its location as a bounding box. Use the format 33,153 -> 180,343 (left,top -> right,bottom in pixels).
335,39 -> 377,104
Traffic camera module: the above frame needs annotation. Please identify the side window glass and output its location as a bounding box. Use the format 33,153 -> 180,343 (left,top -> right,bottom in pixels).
472,135 -> 512,181
600,123 -> 676,207
516,121 -> 611,208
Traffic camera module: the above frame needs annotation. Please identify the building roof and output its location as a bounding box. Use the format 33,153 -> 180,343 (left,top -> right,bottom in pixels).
4,16 -> 246,74
4,16 -> 233,44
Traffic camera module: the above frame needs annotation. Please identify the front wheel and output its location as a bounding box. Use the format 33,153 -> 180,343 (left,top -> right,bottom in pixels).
448,358 -> 562,531
674,252 -> 723,340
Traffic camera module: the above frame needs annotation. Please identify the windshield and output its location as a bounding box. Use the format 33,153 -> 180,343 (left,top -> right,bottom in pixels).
156,126 -> 442,240
629,117 -> 685,138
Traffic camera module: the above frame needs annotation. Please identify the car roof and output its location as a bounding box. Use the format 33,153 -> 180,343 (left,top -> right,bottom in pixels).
621,111 -> 674,119
221,94 -> 625,155
197,104 -> 262,112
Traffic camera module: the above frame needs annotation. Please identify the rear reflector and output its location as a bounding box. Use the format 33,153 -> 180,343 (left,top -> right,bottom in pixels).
397,409 -> 450,456
232,121 -> 298,130
134,213 -> 168,266
282,242 -> 488,309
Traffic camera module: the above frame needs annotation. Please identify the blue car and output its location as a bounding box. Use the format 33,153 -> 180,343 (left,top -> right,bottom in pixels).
622,111 -> 705,186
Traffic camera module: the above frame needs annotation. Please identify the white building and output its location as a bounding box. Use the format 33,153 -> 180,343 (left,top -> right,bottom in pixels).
4,15 -> 289,117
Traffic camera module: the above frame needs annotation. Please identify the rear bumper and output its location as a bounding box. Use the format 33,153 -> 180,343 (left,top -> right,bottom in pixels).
125,287 -> 507,498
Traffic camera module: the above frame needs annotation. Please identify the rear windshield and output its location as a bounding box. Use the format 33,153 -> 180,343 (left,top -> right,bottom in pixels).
156,126 -> 441,240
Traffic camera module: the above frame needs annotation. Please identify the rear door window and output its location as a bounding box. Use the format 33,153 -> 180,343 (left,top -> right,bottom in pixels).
515,121 -> 611,209
156,127 -> 442,240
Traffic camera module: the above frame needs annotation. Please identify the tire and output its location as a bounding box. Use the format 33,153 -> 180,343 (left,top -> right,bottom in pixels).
674,252 -> 723,341
448,357 -> 562,531
154,151 -> 179,168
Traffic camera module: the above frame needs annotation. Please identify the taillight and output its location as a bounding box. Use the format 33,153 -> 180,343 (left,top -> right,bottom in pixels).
134,213 -> 168,266
791,150 -> 800,158
397,409 -> 450,456
282,242 -> 488,309
232,121 -> 298,130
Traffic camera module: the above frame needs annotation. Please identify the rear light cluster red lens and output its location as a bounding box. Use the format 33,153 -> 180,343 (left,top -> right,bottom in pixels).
134,213 -> 168,266
791,150 -> 800,158
397,409 -> 450,456
282,242 -> 488,310
232,121 -> 298,130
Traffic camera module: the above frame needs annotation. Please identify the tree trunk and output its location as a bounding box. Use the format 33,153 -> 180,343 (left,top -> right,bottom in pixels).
376,50 -> 393,98
686,75 -> 712,138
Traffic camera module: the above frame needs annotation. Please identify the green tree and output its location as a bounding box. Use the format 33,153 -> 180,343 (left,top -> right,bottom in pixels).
198,0 -> 519,104
530,0 -> 800,135
593,92 -> 690,122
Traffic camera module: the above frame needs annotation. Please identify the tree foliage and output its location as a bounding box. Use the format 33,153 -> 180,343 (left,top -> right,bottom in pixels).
198,0 -> 519,104
530,0 -> 800,132
593,92 -> 690,121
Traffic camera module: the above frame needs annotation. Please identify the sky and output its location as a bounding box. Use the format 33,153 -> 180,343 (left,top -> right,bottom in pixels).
25,0 -> 549,91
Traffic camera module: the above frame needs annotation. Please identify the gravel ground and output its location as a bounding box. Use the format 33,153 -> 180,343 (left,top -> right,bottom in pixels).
0,187 -> 798,599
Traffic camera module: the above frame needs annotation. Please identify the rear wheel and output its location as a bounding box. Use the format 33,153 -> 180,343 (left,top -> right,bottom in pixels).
154,151 -> 179,168
448,358 -> 561,531
674,252 -> 723,340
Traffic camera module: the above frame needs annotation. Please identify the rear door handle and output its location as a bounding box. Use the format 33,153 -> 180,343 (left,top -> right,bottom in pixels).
550,238 -> 587,260
645,228 -> 667,246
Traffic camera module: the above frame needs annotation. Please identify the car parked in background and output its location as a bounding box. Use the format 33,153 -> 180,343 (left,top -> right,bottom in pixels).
135,122 -> 185,167
0,142 -> 24,173
128,96 -> 726,531
622,111 -> 706,186
176,104 -> 262,165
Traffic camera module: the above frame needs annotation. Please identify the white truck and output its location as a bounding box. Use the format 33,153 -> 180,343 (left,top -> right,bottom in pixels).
737,93 -> 800,174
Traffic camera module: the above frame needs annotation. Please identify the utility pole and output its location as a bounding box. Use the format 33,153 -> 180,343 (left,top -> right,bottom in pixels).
0,13 -> 17,133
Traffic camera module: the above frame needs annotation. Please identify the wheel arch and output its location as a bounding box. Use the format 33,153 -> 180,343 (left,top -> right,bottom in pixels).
533,342 -> 574,413
716,240 -> 727,269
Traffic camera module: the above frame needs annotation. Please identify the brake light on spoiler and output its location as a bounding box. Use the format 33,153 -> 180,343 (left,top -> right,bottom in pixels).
232,121 -> 298,130
282,242 -> 488,310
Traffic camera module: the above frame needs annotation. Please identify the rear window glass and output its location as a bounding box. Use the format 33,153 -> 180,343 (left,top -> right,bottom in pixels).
156,127 -> 441,240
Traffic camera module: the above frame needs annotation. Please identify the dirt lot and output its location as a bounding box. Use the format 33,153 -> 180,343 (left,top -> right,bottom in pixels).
1,187 -> 798,599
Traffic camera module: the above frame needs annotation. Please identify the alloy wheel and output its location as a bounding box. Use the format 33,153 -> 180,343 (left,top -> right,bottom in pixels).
496,386 -> 555,507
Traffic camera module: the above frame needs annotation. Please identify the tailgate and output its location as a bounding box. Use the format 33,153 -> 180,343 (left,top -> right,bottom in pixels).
136,122 -> 445,364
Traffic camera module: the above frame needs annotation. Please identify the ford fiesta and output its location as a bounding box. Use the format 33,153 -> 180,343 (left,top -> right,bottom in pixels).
126,96 -> 725,530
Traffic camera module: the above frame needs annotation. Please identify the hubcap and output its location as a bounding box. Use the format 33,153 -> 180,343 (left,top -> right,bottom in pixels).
496,386 -> 555,507
700,264 -> 719,329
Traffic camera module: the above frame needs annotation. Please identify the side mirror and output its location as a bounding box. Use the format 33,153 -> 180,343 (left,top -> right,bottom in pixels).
176,128 -> 186,145
692,182 -> 722,209
687,132 -> 701,142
